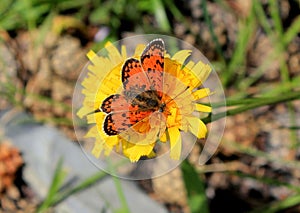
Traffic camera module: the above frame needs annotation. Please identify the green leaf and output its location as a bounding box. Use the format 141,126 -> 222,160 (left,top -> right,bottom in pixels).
181,160 -> 209,213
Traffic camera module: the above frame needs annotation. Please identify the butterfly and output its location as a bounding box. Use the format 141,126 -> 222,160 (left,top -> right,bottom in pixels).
100,39 -> 166,140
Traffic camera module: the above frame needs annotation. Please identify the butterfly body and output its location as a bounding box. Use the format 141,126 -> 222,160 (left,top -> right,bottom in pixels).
125,90 -> 161,111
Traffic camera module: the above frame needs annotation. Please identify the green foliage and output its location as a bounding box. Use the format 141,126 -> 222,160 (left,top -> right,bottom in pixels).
89,0 -> 172,37
0,0 -> 90,30
0,0 -> 174,40
181,160 -> 209,213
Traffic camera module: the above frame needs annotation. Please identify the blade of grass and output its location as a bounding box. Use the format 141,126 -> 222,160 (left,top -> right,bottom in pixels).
250,194 -> 300,213
253,0 -> 272,35
269,0 -> 284,38
205,75 -> 300,108
0,0 -> 15,20
200,73 -> 300,108
242,0 -> 279,90
206,96 -> 278,108
163,0 -> 186,23
49,159 -> 127,208
287,103 -> 298,150
151,0 -> 171,32
237,48 -> 296,92
202,0 -> 225,63
221,139 -> 300,170
108,159 -> 131,213
226,10 -> 256,87
241,0 -> 299,91
254,0 -> 289,82
34,9 -> 56,48
56,0 -> 92,11
202,90 -> 300,124
197,164 -> 300,193
50,170 -> 108,206
230,171 -> 300,193
37,158 -> 67,213
283,16 -> 300,46
181,160 -> 209,213
213,0 -> 257,88
286,126 -> 300,130
269,0 -> 298,155
259,75 -> 300,97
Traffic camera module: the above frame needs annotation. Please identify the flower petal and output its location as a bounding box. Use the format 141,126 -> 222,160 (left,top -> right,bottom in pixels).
121,45 -> 127,59
85,126 -> 99,138
87,50 -> 97,61
192,88 -> 211,100
77,107 -> 92,119
168,127 -> 182,160
160,131 -> 167,142
105,42 -> 123,65
172,50 -> 192,64
186,116 -> 207,139
134,44 -> 146,57
147,150 -> 156,158
104,136 -> 119,148
191,61 -> 212,84
195,104 -> 212,112
123,142 -> 155,162
91,140 -> 104,158
87,50 -> 104,68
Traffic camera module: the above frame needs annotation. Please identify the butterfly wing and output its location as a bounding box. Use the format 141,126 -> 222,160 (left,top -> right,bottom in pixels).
122,58 -> 151,93
101,94 -> 128,113
101,94 -> 153,135
103,38 -> 165,138
140,38 -> 165,95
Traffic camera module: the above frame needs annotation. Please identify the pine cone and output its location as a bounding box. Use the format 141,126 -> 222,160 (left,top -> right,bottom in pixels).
0,142 -> 23,193
0,141 -> 40,212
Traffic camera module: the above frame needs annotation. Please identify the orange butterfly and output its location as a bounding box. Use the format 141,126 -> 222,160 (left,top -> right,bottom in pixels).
100,39 -> 166,139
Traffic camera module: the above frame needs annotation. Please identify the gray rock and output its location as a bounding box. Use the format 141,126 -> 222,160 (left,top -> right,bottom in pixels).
0,110 -> 168,213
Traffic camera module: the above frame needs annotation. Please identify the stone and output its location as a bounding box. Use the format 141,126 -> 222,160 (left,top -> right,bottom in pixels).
1,110 -> 168,213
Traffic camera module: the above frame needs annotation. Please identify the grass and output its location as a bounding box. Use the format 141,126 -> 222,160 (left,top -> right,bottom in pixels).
1,0 -> 300,212
182,160 -> 209,213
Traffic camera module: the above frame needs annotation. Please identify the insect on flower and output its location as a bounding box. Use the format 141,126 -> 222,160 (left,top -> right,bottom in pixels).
77,38 -> 213,162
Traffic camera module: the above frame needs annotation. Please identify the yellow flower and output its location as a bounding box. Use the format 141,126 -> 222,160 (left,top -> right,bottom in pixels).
77,40 -> 212,162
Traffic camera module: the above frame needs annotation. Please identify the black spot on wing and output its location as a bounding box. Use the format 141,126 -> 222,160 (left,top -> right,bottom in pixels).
103,114 -> 118,135
100,94 -> 121,113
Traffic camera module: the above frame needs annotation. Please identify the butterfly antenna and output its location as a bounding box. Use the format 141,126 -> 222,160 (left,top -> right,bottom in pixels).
87,108 -> 101,116
165,86 -> 190,105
